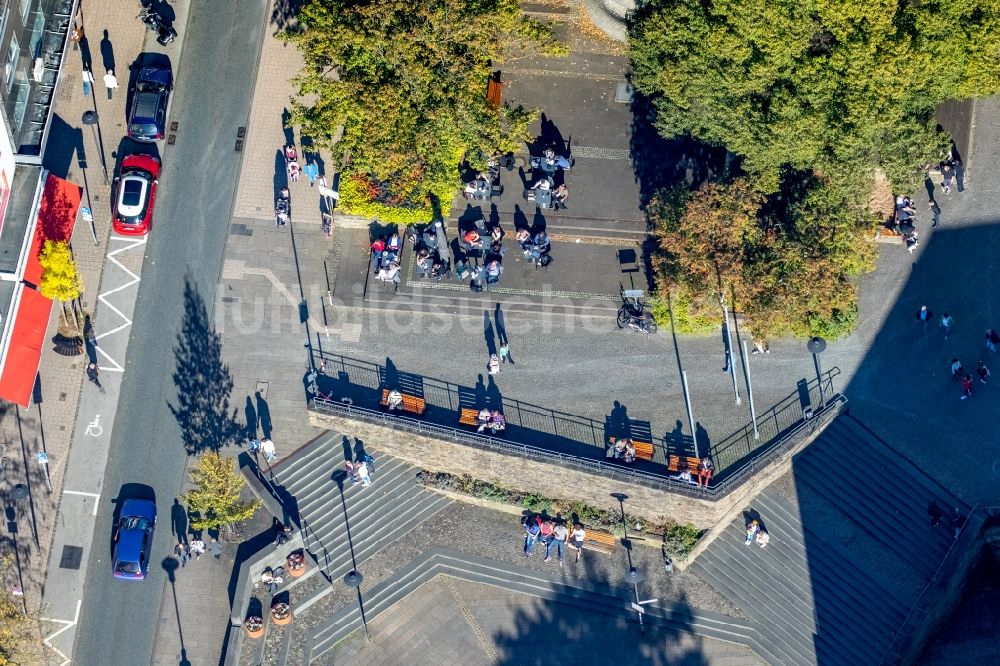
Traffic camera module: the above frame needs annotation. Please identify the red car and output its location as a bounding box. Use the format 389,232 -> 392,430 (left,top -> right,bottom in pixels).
112,154 -> 161,236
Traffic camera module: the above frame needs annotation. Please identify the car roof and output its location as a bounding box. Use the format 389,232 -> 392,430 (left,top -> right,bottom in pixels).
121,498 -> 156,520
116,527 -> 145,561
121,154 -> 161,175
138,66 -> 172,86
133,92 -> 161,121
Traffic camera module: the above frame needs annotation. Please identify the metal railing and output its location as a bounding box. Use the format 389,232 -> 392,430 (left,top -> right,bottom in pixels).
309,392 -> 846,501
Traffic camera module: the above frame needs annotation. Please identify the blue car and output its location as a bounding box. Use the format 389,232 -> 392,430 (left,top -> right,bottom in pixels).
127,65 -> 172,142
112,499 -> 156,580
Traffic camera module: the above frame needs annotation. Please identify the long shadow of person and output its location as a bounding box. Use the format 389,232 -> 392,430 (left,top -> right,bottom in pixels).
255,391 -> 272,439
695,422 -> 712,460
483,311 -> 498,356
538,113 -> 567,155
531,208 -> 547,235
353,437 -> 368,462
384,357 -> 400,389
474,374 -> 487,407
494,304 -> 508,346
79,37 -> 93,72
341,435 -> 353,462
170,498 -> 188,545
666,419 -> 690,457
281,108 -> 295,147
100,30 -> 115,73
513,204 -> 529,232
244,397 -> 258,440
486,376 -> 503,412
489,203 -> 500,229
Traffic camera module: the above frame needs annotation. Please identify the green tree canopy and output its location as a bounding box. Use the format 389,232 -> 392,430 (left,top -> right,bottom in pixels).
286,0 -> 560,211
629,0 -> 1000,192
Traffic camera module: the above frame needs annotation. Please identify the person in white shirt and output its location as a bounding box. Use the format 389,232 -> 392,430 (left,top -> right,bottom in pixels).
261,438 -> 276,462
568,523 -> 586,563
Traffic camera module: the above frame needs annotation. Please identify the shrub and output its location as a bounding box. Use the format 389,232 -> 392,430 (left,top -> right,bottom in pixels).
337,176 -> 434,225
650,293 -> 717,336
520,493 -> 554,513
663,522 -> 703,559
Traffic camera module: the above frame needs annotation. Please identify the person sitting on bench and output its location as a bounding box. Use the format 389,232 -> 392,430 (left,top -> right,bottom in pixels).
623,439 -> 637,464
386,389 -> 403,411
612,437 -> 630,460
488,410 -> 506,434
475,407 -> 492,432
697,457 -> 714,487
670,468 -> 697,485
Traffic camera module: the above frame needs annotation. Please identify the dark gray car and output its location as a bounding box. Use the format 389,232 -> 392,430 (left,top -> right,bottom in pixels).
128,65 -> 172,142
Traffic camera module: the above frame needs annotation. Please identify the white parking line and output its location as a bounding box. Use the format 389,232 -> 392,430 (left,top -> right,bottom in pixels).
63,490 -> 102,515
95,236 -> 146,372
41,598 -> 81,666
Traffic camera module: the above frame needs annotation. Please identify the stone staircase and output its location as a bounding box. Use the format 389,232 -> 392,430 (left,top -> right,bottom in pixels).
304,549 -> 759,664
269,433 -> 452,581
690,416 -> 970,665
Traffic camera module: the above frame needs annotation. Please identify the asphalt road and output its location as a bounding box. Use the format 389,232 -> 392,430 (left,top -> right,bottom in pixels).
72,0 -> 269,664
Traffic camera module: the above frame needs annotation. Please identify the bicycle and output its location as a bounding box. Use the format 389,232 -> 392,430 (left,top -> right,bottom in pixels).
617,287 -> 657,334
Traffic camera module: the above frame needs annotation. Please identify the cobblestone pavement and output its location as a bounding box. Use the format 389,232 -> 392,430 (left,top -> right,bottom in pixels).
332,576 -> 764,666
0,0 -> 146,638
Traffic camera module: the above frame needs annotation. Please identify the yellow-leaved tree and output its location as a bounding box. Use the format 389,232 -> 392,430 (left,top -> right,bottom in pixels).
184,453 -> 260,541
37,240 -> 83,334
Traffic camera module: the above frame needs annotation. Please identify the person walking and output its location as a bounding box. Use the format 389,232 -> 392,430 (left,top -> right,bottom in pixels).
261,437 -> 277,462
190,538 -> 206,560
303,159 -> 319,187
356,460 -> 372,487
941,162 -> 955,195
488,354 -> 500,376
569,523 -> 586,563
939,313 -> 954,339
498,342 -> 512,364
523,515 -> 541,557
987,329 -> 1000,352
103,69 -> 118,99
86,362 -> 102,389
210,538 -> 223,559
174,541 -> 190,567
977,361 -> 991,384
544,522 -> 568,566
950,358 -> 963,380
929,199 -> 941,227
961,374 -> 973,400
344,460 -> 359,485
916,306 -> 933,333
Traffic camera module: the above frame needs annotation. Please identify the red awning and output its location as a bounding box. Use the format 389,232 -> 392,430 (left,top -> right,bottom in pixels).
0,288 -> 53,406
0,173 -> 80,406
23,174 -> 82,287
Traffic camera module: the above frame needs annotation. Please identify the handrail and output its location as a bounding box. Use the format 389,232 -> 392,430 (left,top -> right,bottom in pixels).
308,393 -> 846,501
877,503 -> 997,665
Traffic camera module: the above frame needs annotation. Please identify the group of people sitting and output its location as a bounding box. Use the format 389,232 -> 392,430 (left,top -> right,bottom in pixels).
669,456 -> 714,488
608,437 -> 637,463
515,228 -> 552,266
526,147 -> 571,210
745,518 -> 770,548
475,407 -> 506,434
370,231 -> 403,283
893,195 -> 920,253
411,222 -> 450,280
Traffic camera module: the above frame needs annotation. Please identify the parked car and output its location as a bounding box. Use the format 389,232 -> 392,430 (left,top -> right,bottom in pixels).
127,65 -> 172,142
112,154 -> 161,236
112,499 -> 156,581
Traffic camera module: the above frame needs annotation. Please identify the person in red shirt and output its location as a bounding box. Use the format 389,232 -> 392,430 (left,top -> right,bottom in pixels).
370,238 -> 386,273
961,374 -> 973,400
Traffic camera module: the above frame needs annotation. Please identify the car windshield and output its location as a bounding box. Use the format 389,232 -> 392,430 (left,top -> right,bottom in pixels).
115,560 -> 140,574
121,516 -> 151,530
136,81 -> 163,93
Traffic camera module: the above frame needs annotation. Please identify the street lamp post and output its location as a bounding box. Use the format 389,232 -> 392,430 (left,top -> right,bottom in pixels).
344,570 -> 371,641
610,493 -> 657,629
81,111 -> 108,183
807,336 -> 827,407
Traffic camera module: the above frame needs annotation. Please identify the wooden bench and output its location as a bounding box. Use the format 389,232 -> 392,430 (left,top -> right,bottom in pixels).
667,455 -> 704,474
380,389 -> 426,416
608,437 -> 654,461
584,530 -> 618,554
459,408 -> 480,426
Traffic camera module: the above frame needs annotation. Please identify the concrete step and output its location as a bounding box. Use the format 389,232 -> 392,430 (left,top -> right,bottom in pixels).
270,435 -> 340,489
836,417 -> 971,513
308,549 -> 757,662
693,546 -> 817,665
752,490 -> 910,622
318,493 -> 452,580
792,444 -> 949,576
293,457 -> 412,520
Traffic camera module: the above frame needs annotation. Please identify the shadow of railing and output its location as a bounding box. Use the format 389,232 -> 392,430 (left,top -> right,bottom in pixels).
709,368 -> 841,477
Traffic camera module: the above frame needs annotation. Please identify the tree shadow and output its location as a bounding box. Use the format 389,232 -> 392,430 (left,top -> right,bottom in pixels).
271,0 -> 305,32
168,278 -> 241,455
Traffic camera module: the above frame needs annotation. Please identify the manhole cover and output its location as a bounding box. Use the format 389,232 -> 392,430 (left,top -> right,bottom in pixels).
59,545 -> 83,570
